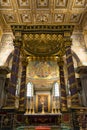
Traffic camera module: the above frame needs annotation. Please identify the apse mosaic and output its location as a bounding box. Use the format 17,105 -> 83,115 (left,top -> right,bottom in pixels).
27,61 -> 59,80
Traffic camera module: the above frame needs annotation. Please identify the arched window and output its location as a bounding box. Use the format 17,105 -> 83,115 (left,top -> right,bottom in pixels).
26,82 -> 33,97
53,82 -> 60,97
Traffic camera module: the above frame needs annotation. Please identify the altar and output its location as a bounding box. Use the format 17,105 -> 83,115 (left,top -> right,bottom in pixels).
23,113 -> 62,126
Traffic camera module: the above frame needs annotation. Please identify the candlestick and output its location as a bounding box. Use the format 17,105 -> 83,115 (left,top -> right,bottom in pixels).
42,103 -> 45,114
32,97 -> 35,114
25,97 -> 29,114
29,98 -> 31,114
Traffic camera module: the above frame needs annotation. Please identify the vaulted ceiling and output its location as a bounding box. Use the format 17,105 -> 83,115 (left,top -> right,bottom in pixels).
0,0 -> 87,31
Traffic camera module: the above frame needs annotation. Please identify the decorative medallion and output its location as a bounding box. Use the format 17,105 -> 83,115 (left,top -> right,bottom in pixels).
36,13 -> 49,23
54,13 -> 64,22
4,13 -> 17,23
70,14 -> 81,23
21,13 -> 31,23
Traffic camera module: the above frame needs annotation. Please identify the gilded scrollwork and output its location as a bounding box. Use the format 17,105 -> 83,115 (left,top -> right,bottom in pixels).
23,33 -> 65,56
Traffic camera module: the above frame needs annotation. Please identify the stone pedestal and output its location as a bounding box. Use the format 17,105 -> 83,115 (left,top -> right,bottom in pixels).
76,66 -> 87,106
0,66 -> 10,108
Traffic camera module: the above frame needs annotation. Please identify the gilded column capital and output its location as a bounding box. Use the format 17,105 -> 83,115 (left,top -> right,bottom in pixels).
64,38 -> 72,47
15,32 -> 22,39
13,31 -> 22,47
13,38 -> 22,48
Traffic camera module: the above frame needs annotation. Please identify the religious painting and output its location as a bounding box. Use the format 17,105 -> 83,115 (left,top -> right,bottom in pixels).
36,94 -> 50,113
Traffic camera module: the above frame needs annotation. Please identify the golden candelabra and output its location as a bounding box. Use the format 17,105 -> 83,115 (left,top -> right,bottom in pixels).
25,97 -> 29,114
32,101 -> 35,114
25,97 -> 35,114
52,96 -> 61,114
42,103 -> 45,114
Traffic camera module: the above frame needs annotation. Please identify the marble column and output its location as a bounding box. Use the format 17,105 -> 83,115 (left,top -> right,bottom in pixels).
19,58 -> 27,111
0,66 -> 9,108
65,38 -> 79,107
58,60 -> 67,111
76,66 -> 87,106
7,33 -> 22,107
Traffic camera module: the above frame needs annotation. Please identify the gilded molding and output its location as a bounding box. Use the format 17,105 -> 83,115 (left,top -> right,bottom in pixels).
13,38 -> 22,47
23,33 -> 65,56
65,41 -> 72,47
11,25 -> 74,33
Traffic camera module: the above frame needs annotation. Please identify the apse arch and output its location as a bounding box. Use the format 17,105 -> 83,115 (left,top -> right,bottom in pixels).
72,50 -> 82,67
4,51 -> 13,69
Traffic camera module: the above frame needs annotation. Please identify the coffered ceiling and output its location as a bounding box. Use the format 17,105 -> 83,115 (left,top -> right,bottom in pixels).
0,0 -> 87,31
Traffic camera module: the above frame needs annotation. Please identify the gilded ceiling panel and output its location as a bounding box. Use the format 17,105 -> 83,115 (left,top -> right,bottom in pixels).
0,0 -> 87,31
0,0 -> 11,7
17,0 -> 30,8
3,13 -> 17,23
70,14 -> 81,23
36,13 -> 50,23
54,13 -> 64,23
36,0 -> 49,8
55,0 -> 68,8
21,13 -> 31,23
73,0 -> 86,7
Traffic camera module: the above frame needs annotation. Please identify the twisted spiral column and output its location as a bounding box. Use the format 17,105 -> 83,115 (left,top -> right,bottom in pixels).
19,58 -> 27,111
65,39 -> 79,106
58,60 -> 67,111
7,38 -> 22,107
